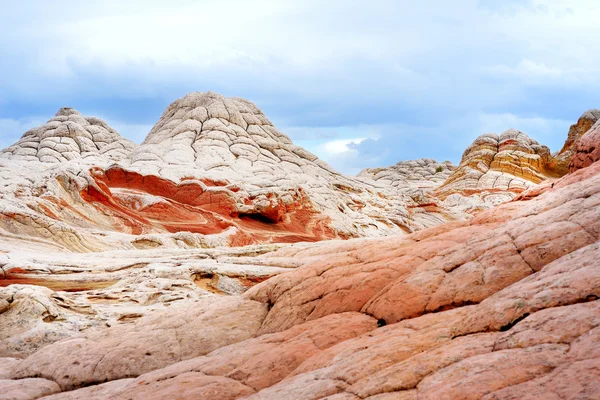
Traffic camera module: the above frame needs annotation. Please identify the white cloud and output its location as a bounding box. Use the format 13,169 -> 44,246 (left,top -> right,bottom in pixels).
1,0 -> 599,173
321,138 -> 367,155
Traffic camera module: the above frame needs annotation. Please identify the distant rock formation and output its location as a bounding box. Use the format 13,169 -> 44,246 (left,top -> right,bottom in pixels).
358,158 -> 456,191
554,109 -> 600,174
437,129 -> 557,196
570,118 -> 600,172
426,129 -> 559,213
0,108 -> 134,163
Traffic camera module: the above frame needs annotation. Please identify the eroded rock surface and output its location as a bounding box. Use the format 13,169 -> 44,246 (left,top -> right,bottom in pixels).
1,98 -> 599,399
0,93 -> 464,253
358,159 -> 455,191
433,129 -> 564,213
554,109 -> 600,174
0,108 -> 134,163
1,140 -> 598,399
570,118 -> 600,172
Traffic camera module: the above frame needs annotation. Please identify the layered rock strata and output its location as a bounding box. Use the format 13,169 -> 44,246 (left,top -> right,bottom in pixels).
554,109 -> 600,173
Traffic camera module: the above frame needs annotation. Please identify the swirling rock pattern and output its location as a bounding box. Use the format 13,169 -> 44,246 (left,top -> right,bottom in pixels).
429,129 -> 565,213
1,94 -> 599,399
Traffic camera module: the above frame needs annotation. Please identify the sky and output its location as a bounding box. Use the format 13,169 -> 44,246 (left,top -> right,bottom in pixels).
1,0 -> 598,174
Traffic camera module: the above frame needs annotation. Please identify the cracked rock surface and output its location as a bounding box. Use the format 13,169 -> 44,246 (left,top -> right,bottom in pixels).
1,96 -> 599,399
0,128 -> 598,399
0,92 -> 465,252
358,159 -> 456,191
0,108 -> 134,163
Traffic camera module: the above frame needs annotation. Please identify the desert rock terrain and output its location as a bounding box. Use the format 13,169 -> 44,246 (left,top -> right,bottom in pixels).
1,94 -> 599,399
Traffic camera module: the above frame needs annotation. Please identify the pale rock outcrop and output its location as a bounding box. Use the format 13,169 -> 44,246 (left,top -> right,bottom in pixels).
0,93 -> 464,252
358,158 -> 455,191
0,108 -> 134,163
125,92 -> 460,239
0,243 -> 293,357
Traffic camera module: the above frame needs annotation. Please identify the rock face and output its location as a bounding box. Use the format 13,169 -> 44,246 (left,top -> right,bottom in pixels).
0,108 -> 134,163
123,92 -> 457,239
554,109 -> 600,174
0,92 -> 463,252
433,129 -> 561,213
1,127 -> 599,399
570,119 -> 600,172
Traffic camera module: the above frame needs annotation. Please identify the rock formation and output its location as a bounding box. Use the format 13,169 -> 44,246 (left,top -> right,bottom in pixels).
0,108 -> 134,163
570,118 -> 600,172
0,93 -> 463,253
0,126 -> 598,399
554,109 -> 600,174
1,96 -> 599,399
358,159 -> 455,191
430,129 -> 558,213
430,110 -> 600,214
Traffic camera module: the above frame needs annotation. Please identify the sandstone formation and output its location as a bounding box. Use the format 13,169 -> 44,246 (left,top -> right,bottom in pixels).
358,159 -> 455,191
0,93 -> 463,254
0,108 -> 134,163
554,109 -> 600,174
570,118 -> 600,172
0,121 -> 598,399
124,92 -> 458,238
1,96 -> 599,399
432,129 -> 560,213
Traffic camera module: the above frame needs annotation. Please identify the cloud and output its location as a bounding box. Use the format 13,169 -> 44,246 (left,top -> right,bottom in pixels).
321,138 -> 368,155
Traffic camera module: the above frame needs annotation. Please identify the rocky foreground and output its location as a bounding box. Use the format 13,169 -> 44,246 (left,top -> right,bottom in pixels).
1,94 -> 599,399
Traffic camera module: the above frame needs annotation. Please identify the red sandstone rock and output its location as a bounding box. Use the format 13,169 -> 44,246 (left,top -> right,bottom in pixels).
570,119 -> 600,172
555,109 -> 600,174
0,156 -> 596,399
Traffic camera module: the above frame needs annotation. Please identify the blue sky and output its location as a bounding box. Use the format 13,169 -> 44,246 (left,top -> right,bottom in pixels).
1,0 -> 598,174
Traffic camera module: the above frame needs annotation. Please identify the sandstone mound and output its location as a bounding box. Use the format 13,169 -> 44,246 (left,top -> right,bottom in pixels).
1,108 -> 135,163
3,134 -> 599,399
358,158 -> 456,191
554,108 -> 600,174
433,129 -> 561,212
0,93 -> 462,251
98,92 -> 458,242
